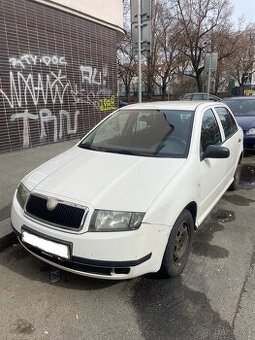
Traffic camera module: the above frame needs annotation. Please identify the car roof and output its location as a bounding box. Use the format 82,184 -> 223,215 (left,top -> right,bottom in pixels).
119,100 -> 223,111
184,92 -> 215,96
223,96 -> 255,101
182,92 -> 221,98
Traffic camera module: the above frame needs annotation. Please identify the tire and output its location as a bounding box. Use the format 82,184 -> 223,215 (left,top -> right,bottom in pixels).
228,164 -> 241,191
161,209 -> 194,278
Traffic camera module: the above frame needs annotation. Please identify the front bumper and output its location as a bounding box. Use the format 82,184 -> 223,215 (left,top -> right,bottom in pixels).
11,196 -> 170,280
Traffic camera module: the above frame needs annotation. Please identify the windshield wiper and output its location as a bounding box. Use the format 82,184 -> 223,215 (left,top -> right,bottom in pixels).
79,144 -> 153,156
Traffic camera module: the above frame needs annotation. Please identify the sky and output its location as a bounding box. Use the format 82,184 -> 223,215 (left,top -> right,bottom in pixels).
231,0 -> 255,24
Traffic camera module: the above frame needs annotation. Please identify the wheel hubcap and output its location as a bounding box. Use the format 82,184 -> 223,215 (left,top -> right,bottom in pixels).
173,223 -> 189,264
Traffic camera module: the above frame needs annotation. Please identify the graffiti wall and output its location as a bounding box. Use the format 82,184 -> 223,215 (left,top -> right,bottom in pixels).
0,0 -> 118,153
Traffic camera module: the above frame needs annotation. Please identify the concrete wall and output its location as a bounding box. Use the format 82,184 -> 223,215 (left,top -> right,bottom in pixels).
38,0 -> 124,30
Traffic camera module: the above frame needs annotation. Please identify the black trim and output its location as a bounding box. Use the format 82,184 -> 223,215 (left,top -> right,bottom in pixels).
11,224 -> 152,276
25,194 -> 87,231
72,253 -> 152,268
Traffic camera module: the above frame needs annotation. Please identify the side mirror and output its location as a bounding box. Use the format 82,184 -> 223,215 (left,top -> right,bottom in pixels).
202,145 -> 230,160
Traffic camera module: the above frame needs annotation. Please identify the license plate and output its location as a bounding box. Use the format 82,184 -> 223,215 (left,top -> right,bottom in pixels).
21,230 -> 70,260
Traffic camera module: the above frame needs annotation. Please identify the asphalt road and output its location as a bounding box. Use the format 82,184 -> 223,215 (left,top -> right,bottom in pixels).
0,155 -> 254,340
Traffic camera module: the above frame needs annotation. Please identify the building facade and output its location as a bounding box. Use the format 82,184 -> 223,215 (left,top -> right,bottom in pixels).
0,0 -> 123,153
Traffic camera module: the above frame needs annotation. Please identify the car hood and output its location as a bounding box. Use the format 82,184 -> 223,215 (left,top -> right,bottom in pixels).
235,116 -> 255,130
23,146 -> 186,212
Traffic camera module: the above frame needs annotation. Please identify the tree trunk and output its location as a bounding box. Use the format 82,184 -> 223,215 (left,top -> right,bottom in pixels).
125,84 -> 130,101
196,74 -> 203,92
161,82 -> 167,100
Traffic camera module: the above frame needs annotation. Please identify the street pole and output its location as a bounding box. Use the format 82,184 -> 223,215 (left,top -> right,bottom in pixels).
207,53 -> 211,100
137,0 -> 142,103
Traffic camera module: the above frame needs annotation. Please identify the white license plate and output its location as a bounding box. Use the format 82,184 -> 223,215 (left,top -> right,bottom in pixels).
21,230 -> 70,260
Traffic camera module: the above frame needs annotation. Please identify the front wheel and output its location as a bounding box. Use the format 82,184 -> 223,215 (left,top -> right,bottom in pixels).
161,209 -> 194,278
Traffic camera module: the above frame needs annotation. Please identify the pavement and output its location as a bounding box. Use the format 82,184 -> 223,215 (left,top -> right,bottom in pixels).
0,146 -> 254,339
0,140 -> 79,249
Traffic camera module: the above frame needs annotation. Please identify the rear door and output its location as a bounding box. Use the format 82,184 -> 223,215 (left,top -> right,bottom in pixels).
213,106 -> 242,181
198,108 -> 229,222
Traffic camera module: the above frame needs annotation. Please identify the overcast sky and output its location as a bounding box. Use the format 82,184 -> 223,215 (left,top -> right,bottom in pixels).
231,0 -> 255,24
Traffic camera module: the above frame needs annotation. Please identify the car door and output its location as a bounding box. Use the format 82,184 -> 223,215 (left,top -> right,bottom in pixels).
198,108 -> 229,223
213,106 -> 241,181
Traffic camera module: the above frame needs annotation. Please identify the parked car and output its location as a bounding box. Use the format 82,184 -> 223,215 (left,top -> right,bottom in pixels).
11,101 -> 243,280
118,100 -> 128,108
179,92 -> 221,101
223,96 -> 255,151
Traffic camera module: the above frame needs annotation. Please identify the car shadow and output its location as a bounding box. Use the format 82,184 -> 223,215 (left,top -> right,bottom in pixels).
0,241 -> 119,291
129,273 -> 235,340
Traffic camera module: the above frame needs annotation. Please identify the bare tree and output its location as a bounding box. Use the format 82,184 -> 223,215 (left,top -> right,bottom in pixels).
143,0 -> 183,100
117,34 -> 137,100
211,26 -> 240,94
152,1 -> 183,99
118,0 -> 244,100
226,25 -> 255,87
175,0 -> 233,91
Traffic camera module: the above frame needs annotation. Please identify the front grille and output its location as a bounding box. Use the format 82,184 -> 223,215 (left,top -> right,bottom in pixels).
25,194 -> 86,230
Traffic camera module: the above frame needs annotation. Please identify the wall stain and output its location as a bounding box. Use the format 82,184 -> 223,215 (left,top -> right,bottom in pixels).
223,194 -> 255,207
0,203 -> 11,222
1,244 -> 29,262
192,241 -> 229,258
239,164 -> 255,190
210,209 -> 235,223
232,246 -> 255,328
10,318 -> 34,335
131,276 -> 235,340
192,222 -> 229,259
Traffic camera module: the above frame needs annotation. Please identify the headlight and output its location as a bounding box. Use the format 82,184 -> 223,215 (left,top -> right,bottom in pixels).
16,183 -> 30,209
246,128 -> 255,136
89,210 -> 145,232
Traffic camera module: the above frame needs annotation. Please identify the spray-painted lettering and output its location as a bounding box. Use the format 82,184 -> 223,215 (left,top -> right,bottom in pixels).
99,96 -> 117,112
9,54 -> 67,69
1,53 -> 113,148
10,109 -> 80,147
0,70 -> 70,108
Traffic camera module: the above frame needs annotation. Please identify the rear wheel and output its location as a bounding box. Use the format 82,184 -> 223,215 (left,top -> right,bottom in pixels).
161,209 -> 194,278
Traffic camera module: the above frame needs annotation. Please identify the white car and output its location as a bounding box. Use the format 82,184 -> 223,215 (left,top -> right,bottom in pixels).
11,101 -> 243,280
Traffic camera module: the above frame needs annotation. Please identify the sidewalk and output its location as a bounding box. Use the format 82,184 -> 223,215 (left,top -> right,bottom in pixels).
0,139 -> 78,250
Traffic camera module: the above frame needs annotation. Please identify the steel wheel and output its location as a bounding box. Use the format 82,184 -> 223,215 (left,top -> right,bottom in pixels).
161,209 -> 194,278
173,222 -> 189,264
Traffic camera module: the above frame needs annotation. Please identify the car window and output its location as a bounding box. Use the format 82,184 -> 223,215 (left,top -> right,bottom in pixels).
89,110 -> 130,143
183,94 -> 191,100
214,107 -> 237,139
223,99 -> 255,116
79,109 -> 194,158
201,109 -> 222,152
193,94 -> 203,100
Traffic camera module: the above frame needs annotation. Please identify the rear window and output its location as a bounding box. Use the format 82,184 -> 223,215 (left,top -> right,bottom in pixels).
224,99 -> 255,116
215,107 -> 237,139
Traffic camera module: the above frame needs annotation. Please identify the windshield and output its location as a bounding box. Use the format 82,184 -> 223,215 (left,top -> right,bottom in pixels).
224,99 -> 255,116
79,109 -> 194,158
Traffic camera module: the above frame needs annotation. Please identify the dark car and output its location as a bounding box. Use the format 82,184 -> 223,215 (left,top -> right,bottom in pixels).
118,100 -> 128,108
179,92 -> 221,101
223,96 -> 255,151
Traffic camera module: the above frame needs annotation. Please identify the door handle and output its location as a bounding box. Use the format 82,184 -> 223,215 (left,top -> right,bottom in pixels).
238,139 -> 241,143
